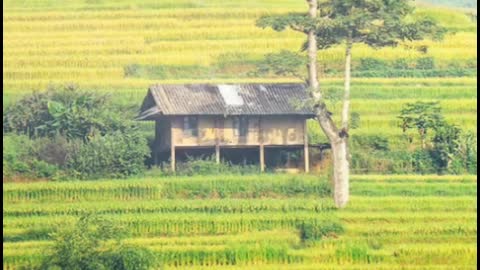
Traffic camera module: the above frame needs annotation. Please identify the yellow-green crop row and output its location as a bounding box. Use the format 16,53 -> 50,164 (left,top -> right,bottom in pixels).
2,4 -> 477,91
3,174 -> 476,269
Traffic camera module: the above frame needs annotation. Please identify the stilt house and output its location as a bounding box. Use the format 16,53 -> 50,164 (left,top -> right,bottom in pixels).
137,83 -> 316,172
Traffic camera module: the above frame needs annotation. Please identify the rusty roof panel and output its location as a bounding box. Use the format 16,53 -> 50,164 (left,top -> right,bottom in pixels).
137,83 -> 315,119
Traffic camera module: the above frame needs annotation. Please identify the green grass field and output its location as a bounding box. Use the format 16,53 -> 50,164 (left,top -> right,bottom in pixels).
3,174 -> 477,269
2,1 -> 477,269
3,0 -> 477,141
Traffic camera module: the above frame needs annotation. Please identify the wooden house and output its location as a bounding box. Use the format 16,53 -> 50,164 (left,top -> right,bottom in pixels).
137,83 -> 316,172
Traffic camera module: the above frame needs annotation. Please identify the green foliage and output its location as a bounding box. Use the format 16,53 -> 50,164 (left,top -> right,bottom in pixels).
411,149 -> 437,174
3,135 -> 60,179
432,123 -> 462,172
3,86 -> 130,141
358,58 -> 388,71
67,129 -> 149,179
417,57 -> 436,70
40,214 -> 155,270
3,87 -> 149,180
351,135 -> 389,151
455,131 -> 477,174
298,218 -> 344,243
256,13 -> 315,32
398,101 -> 444,147
102,246 -> 157,270
392,58 -> 410,69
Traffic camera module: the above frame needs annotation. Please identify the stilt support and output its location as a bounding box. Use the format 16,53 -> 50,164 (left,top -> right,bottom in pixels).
171,146 -> 176,172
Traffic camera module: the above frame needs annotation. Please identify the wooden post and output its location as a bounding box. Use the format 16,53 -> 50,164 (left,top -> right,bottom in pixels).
215,118 -> 220,164
171,119 -> 176,172
259,117 -> 265,172
260,145 -> 265,172
304,119 -> 310,173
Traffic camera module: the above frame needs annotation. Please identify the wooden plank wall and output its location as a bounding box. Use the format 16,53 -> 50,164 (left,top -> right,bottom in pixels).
170,116 -> 306,147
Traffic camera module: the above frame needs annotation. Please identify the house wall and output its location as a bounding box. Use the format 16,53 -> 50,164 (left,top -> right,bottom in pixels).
154,118 -> 171,151
170,116 -> 306,147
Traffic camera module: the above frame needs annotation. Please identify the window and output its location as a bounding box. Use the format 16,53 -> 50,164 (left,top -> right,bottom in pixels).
183,116 -> 198,137
233,116 -> 248,137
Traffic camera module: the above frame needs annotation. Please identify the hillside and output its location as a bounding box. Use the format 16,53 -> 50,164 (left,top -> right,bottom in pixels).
3,0 -> 477,174
3,175 -> 477,269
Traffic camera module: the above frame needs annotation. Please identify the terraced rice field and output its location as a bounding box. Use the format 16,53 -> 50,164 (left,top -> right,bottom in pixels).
3,174 -> 477,269
2,5 -> 476,91
3,1 -> 477,141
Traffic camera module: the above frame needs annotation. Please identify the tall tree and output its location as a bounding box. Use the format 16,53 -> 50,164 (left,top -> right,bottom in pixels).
257,0 -> 445,208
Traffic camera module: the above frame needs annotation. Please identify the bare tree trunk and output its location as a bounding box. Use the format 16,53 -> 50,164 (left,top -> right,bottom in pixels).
306,0 -> 349,208
331,137 -> 349,208
341,40 -> 352,130
307,0 -> 321,101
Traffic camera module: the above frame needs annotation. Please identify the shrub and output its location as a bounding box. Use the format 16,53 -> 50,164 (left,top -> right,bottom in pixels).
3,134 -> 60,179
67,130 -> 149,179
3,87 -> 129,141
358,58 -> 388,71
351,135 -> 389,151
411,149 -> 437,174
431,123 -> 461,173
392,58 -> 410,69
3,134 -> 32,177
103,245 -> 157,270
298,219 -> 344,243
39,214 -> 156,270
31,136 -> 70,167
416,57 -> 435,69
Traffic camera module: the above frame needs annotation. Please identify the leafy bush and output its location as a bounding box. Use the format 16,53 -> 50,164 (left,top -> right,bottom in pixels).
416,57 -> 435,70
67,130 -> 149,179
3,134 -> 60,179
3,87 -> 129,141
411,149 -> 437,174
298,219 -> 344,243
39,214 -> 156,270
358,58 -> 388,71
431,123 -> 461,173
102,245 -> 157,270
351,135 -> 389,151
392,58 -> 410,69
3,87 -> 149,180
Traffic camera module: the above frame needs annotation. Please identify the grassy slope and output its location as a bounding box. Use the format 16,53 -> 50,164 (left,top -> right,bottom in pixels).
3,174 -> 477,269
3,1 -> 477,143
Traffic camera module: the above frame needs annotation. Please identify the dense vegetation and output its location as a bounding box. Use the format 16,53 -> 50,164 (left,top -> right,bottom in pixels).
3,87 -> 149,180
3,174 -> 477,269
2,1 -> 477,269
3,0 -> 477,176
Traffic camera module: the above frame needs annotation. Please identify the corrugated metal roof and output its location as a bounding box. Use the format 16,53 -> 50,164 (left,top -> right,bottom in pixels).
137,83 -> 315,120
